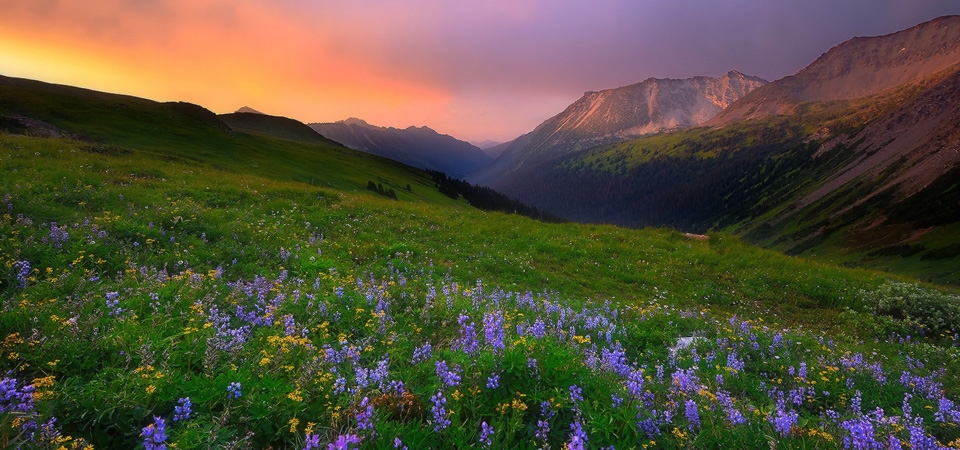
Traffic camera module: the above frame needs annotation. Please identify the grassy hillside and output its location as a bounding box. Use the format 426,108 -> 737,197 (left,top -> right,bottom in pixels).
2,80 -> 960,449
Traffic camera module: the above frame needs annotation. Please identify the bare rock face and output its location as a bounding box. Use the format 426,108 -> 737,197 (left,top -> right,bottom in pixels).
471,71 -> 766,185
711,15 -> 960,125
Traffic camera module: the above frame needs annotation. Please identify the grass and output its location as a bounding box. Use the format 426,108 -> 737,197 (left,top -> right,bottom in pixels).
1,77 -> 960,448
2,133 -> 959,449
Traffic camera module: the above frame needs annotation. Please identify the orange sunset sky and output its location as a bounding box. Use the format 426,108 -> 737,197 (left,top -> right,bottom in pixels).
2,1 -> 958,142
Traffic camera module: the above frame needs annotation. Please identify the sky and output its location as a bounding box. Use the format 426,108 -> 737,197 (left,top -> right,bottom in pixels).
1,1 -> 959,143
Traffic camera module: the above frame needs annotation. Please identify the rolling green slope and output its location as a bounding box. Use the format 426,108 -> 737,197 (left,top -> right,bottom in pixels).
0,74 -> 459,206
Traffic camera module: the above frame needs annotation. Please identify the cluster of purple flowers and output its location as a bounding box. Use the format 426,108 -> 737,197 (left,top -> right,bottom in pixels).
141,416 -> 168,450
435,360 -> 461,388
479,421 -> 494,447
430,392 -> 450,431
356,397 -> 375,432
226,382 -> 242,399
105,291 -> 124,317
47,222 -> 69,248
173,397 -> 192,422
13,259 -> 30,288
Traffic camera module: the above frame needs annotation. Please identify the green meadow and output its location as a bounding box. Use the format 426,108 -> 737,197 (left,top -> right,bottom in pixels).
1,79 -> 959,449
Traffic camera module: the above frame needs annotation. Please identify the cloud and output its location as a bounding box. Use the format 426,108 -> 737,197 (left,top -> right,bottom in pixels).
1,0 -> 958,141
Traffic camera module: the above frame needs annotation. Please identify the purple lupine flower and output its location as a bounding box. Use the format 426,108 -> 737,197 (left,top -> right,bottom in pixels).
798,362 -> 808,381
908,426 -> 941,450
456,314 -> 479,355
840,417 -> 881,450
530,318 -> 547,339
173,397 -> 192,422
226,382 -> 242,399
303,433 -> 322,450
435,360 -> 461,388
934,396 -> 960,423
141,416 -> 168,450
356,397 -> 375,431
611,394 -> 624,408
717,391 -> 745,425
479,421 -> 494,447
48,222 -> 69,248
527,358 -> 538,370
393,437 -> 407,450
569,384 -> 583,403
684,399 -> 700,431
430,392 -> 451,431
13,260 -> 31,288
567,420 -> 588,450
327,434 -> 361,450
482,310 -> 505,352
40,417 -> 61,442
106,291 -> 124,317
486,373 -> 500,389
850,390 -> 862,416
769,401 -> 797,437
536,401 -> 555,442
412,342 -> 432,364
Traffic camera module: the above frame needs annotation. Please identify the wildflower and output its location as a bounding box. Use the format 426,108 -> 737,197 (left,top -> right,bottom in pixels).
141,416 -> 168,450
303,433 -> 321,450
356,396 -> 375,432
327,434 -> 361,450
411,342 -> 432,364
769,400 -> 797,437
684,399 -> 700,431
840,417 -> 881,450
482,310 -> 505,352
487,373 -> 500,389
569,384 -> 583,403
14,260 -> 31,288
479,421 -> 494,447
106,291 -> 123,317
567,420 -> 588,450
435,360 -> 461,388
173,397 -> 192,422
430,392 -> 451,431
227,382 -> 242,399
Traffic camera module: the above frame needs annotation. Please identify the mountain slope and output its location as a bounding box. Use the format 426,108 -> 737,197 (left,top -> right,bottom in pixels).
310,118 -> 492,178
470,70 -> 766,185
485,16 -> 960,283
710,15 -> 960,125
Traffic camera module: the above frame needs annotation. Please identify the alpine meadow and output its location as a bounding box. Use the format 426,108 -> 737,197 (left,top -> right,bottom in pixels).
3,7 -> 960,450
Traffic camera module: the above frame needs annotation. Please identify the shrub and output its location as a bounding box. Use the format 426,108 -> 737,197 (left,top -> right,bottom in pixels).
862,281 -> 960,336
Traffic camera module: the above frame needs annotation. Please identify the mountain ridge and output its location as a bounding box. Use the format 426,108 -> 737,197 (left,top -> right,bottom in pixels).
310,119 -> 491,178
470,70 -> 766,185
710,15 -> 960,126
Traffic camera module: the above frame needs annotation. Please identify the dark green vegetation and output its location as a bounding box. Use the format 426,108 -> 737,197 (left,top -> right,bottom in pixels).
2,77 -> 960,449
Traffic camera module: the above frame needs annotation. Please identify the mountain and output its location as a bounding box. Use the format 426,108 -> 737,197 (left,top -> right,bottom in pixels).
471,139 -> 502,150
310,118 -> 492,178
710,15 -> 960,126
469,70 -> 766,185
219,111 -> 340,145
235,106 -> 264,114
480,140 -> 513,160
479,16 -> 960,283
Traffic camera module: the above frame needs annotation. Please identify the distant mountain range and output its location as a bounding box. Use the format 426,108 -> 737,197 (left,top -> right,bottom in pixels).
469,70 -> 766,185
310,118 -> 491,179
473,15 -> 960,282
